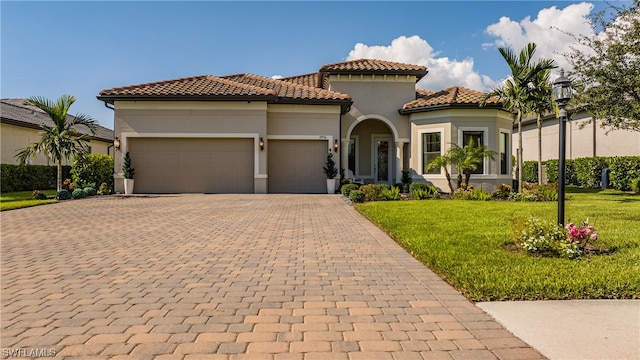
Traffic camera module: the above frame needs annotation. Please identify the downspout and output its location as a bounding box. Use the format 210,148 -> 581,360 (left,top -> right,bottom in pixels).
593,118 -> 597,157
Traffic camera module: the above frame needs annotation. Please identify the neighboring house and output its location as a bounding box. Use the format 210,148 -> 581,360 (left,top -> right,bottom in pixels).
516,110 -> 640,162
1,99 -> 114,165
97,59 -> 509,194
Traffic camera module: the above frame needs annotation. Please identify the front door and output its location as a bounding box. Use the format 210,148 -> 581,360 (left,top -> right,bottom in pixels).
373,138 -> 392,184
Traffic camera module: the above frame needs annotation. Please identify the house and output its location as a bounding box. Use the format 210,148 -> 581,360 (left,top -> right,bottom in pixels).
516,110 -> 640,162
1,98 -> 114,165
97,59 -> 510,194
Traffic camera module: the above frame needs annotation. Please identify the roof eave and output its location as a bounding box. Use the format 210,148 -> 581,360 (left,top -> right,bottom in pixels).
320,69 -> 428,81
96,94 -> 279,104
399,103 -> 503,115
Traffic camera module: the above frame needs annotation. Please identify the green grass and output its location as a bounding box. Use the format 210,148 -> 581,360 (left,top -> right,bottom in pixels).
0,190 -> 58,211
356,188 -> 640,301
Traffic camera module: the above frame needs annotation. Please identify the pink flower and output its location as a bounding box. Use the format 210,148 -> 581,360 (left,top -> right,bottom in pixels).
591,233 -> 598,241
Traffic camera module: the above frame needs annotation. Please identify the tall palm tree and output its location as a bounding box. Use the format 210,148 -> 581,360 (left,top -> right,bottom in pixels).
426,153 -> 455,195
481,43 -> 556,192
529,69 -> 555,184
16,95 -> 98,191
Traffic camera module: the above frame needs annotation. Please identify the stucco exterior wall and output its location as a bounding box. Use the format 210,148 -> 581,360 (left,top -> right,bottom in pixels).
517,112 -> 640,162
409,108 -> 513,192
1,123 -> 111,165
113,101 -> 269,193
350,120 -> 394,179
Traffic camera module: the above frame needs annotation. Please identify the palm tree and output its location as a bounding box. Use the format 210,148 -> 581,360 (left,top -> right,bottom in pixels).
16,95 -> 98,191
426,153 -> 455,195
529,69 -> 555,184
481,43 -> 556,192
449,140 -> 496,188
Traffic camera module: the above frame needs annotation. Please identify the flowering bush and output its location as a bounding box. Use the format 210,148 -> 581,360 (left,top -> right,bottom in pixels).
514,216 -> 598,259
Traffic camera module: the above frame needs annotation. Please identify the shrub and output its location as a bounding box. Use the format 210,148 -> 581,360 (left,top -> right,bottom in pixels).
454,188 -> 491,201
360,184 -> 383,202
609,156 -> 640,191
349,190 -> 365,203
545,159 -> 576,185
33,191 -> 48,200
394,183 -> 410,193
631,178 -> 640,194
381,186 -> 401,201
409,182 -> 429,192
494,184 -> 513,199
411,188 -> 430,200
410,182 -> 439,200
62,178 -> 74,192
97,182 -> 112,195
508,192 -> 539,202
513,216 -> 597,259
401,170 -> 412,185
0,164 -> 72,192
573,157 -> 609,188
72,188 -> 87,199
56,189 -> 71,200
522,161 -> 539,183
341,184 -> 359,197
71,154 -> 114,190
84,187 -> 96,196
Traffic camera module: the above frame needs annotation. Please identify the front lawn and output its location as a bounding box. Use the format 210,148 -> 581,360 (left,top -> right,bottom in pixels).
356,188 -> 640,301
0,190 -> 58,211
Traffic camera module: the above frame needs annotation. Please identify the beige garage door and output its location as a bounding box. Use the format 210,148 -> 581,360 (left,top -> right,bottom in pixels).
268,140 -> 328,193
128,138 -> 254,193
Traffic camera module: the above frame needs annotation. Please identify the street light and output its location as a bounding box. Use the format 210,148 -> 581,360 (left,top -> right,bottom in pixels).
552,69 -> 572,226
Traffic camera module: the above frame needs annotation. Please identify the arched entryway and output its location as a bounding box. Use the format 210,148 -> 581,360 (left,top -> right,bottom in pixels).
342,115 -> 403,184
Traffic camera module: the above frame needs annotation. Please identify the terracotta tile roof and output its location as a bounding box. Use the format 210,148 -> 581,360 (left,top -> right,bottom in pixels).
279,73 -> 323,88
1,99 -> 114,142
98,74 -> 351,109
400,86 -> 502,114
98,75 -> 278,101
222,73 -> 351,103
319,59 -> 428,80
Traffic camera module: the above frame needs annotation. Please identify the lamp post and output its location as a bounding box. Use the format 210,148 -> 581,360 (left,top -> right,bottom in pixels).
552,69 -> 572,226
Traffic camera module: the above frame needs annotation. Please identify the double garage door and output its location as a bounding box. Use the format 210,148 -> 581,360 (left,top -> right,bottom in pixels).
128,138 -> 327,194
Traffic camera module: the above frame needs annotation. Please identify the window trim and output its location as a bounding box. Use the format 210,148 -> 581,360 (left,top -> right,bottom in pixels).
348,135 -> 359,176
499,128 -> 511,176
418,128 -> 445,177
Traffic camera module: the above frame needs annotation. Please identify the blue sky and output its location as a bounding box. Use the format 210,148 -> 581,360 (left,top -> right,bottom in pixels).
1,1 -> 621,129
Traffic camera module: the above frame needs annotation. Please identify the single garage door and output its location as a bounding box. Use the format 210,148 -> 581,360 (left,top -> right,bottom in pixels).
268,140 -> 327,193
128,138 -> 254,193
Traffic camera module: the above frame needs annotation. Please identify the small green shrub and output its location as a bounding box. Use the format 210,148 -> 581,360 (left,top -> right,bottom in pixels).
360,184 -> 383,202
401,170 -> 412,185
631,178 -> 640,194
84,187 -> 96,196
409,182 -> 430,192
453,188 -> 491,201
508,192 -> 539,202
375,184 -> 390,192
410,182 -> 439,200
411,188 -> 430,200
394,183 -> 410,193
349,190 -> 365,203
381,187 -> 401,201
71,154 -> 114,190
97,182 -> 112,195
72,188 -> 87,199
513,216 -> 597,259
33,191 -> 48,200
56,190 -> 71,200
341,184 -> 359,197
522,161 -> 539,183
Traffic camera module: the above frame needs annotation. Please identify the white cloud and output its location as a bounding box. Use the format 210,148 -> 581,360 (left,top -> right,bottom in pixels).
271,75 -> 284,80
484,2 -> 596,75
346,35 -> 495,91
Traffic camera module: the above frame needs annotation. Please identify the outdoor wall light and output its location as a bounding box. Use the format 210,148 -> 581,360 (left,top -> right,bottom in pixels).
114,137 -> 121,150
333,139 -> 339,152
259,137 -> 265,151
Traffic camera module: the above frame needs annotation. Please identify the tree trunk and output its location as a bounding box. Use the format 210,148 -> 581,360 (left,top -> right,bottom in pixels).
444,169 -> 455,195
537,114 -> 543,185
57,161 -> 62,192
456,174 -> 463,189
518,113 -> 523,193
464,171 -> 471,187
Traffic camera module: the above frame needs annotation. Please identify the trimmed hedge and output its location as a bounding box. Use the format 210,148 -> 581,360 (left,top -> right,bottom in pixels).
1,164 -> 72,193
71,154 -> 114,190
523,156 -> 640,190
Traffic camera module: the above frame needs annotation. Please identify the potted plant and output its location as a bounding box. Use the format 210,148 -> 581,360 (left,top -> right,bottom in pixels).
123,152 -> 135,195
323,152 -> 338,194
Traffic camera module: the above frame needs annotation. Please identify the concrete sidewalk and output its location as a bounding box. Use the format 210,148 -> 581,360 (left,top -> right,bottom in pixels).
478,300 -> 640,360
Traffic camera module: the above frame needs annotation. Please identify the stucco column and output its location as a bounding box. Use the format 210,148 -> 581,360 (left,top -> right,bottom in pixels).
341,139 -> 350,179
395,141 -> 404,184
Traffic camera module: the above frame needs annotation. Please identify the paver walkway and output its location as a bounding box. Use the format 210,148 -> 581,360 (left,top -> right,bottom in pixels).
1,194 -> 545,359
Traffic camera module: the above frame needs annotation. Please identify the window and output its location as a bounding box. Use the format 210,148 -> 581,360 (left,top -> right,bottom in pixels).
462,130 -> 484,174
348,138 -> 356,174
500,132 -> 509,175
422,132 -> 441,174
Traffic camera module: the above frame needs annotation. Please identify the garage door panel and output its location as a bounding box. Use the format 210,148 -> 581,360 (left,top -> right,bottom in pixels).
128,138 -> 254,193
268,140 -> 327,193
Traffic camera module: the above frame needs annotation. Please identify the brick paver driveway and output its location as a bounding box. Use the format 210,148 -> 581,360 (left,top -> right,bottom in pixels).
1,195 -> 544,359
